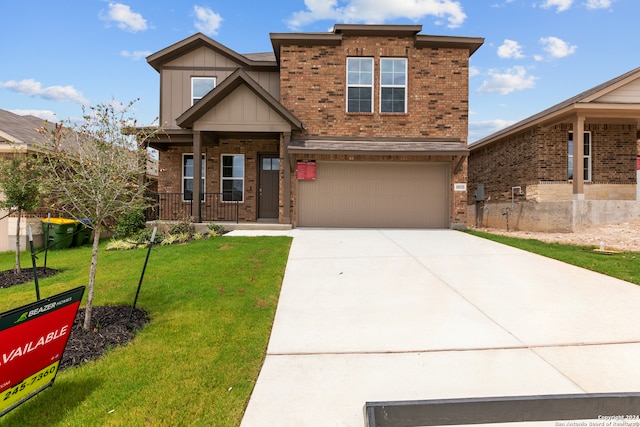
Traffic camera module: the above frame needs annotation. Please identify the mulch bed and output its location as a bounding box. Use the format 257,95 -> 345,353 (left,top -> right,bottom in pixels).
0,268 -> 150,371
0,267 -> 60,288
61,306 -> 149,370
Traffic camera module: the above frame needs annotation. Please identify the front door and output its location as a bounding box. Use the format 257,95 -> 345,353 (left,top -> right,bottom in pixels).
259,154 -> 280,219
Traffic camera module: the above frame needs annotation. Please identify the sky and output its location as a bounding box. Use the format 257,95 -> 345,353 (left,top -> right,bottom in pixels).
0,0 -> 637,143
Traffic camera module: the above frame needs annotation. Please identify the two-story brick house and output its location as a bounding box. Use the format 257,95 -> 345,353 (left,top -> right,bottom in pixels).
146,24 -> 483,228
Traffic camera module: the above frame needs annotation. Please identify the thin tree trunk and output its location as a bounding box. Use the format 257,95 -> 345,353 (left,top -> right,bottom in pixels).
83,223 -> 101,330
14,209 -> 22,274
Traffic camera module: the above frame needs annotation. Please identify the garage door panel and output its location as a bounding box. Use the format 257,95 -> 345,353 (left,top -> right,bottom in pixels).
298,162 -> 449,228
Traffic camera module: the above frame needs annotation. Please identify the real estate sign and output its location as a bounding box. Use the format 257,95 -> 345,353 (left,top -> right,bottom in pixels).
0,286 -> 85,417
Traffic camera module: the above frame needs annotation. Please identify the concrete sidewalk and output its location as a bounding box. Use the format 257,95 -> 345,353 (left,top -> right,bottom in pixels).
235,229 -> 640,426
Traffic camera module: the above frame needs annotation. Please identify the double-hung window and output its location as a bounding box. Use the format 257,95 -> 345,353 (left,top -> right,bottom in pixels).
191,77 -> 216,105
380,58 -> 407,113
346,58 -> 373,113
183,154 -> 205,201
221,154 -> 244,202
568,131 -> 592,181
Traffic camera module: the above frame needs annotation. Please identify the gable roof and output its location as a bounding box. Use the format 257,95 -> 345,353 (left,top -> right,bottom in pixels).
176,69 -> 304,131
0,109 -> 50,150
147,32 -> 277,72
471,66 -> 640,149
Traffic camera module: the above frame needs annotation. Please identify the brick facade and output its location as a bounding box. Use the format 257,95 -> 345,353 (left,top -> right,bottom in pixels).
469,122 -> 638,204
279,34 -> 472,227
279,36 -> 470,139
158,138 -> 279,222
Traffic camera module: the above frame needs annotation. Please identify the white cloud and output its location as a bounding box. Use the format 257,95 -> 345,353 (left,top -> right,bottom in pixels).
541,0 -> 573,12
102,3 -> 148,32
0,79 -> 89,104
121,50 -> 152,61
540,36 -> 577,58
10,109 -> 59,122
497,39 -> 524,59
287,0 -> 467,29
469,66 -> 481,77
477,66 -> 537,95
194,5 -> 223,35
586,0 -> 613,9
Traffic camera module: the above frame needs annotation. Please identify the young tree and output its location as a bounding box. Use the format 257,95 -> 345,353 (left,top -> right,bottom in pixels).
38,100 -> 159,330
0,152 -> 41,273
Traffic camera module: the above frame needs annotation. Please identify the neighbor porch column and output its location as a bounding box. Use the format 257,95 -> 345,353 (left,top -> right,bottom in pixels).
572,115 -> 585,231
193,130 -> 202,223
572,115 -> 585,198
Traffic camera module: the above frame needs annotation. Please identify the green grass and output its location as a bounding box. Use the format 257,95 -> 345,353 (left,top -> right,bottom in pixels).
466,230 -> 640,285
0,236 -> 291,426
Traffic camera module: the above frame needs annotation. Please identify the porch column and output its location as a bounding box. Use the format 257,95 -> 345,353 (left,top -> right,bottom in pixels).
282,132 -> 291,224
572,115 -> 585,198
193,130 -> 202,223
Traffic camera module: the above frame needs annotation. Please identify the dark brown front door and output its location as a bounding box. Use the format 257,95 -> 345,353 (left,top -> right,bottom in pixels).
259,154 -> 279,219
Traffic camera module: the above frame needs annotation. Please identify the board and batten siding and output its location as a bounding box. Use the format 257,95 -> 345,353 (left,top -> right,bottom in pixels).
160,46 -> 279,128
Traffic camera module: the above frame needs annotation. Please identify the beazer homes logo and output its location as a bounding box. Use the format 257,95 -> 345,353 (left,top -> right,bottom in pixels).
12,297 -> 74,326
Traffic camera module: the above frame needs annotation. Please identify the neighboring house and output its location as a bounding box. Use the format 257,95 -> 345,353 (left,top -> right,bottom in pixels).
0,110 -> 50,251
0,109 -> 159,251
468,67 -> 640,232
145,24 -> 483,228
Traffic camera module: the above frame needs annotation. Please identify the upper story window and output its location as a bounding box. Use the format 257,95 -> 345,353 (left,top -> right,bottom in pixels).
380,58 -> 407,113
568,131 -> 592,182
346,58 -> 373,113
191,77 -> 216,105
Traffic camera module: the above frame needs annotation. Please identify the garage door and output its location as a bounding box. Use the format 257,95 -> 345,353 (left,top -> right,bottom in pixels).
298,161 -> 450,228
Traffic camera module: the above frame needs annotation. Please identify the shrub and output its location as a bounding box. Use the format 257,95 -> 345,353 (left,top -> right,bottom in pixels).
115,209 -> 147,238
168,217 -> 194,236
207,223 -> 226,236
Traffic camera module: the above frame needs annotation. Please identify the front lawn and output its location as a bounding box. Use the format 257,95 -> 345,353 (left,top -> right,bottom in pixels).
0,236 -> 291,426
466,230 -> 640,285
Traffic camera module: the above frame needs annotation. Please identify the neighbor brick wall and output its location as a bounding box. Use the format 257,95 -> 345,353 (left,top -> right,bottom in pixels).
469,122 -> 637,204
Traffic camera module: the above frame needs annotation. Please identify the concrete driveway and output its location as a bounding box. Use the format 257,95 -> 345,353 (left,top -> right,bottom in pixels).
234,229 -> 640,426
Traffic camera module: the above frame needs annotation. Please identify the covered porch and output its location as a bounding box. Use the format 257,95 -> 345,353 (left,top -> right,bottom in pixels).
146,69 -> 304,225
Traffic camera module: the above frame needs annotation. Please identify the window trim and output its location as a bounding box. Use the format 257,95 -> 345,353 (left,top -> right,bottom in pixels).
221,154 -> 245,202
568,131 -> 592,182
346,57 -> 374,113
191,77 -> 216,106
379,57 -> 408,113
182,154 -> 206,202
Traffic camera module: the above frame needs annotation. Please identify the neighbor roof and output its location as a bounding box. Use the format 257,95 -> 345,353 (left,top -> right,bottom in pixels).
0,109 -> 50,149
471,66 -> 640,149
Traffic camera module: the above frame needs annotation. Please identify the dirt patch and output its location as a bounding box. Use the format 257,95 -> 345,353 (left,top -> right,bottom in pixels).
475,219 -> 640,252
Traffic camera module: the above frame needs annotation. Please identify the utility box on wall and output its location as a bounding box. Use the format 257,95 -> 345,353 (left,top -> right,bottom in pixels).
296,160 -> 316,180
474,183 -> 485,202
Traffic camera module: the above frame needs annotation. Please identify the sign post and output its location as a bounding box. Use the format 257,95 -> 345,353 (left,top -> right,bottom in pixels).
0,286 -> 85,417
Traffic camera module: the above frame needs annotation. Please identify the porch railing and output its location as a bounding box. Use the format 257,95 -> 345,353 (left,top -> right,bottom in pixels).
145,193 -> 239,223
